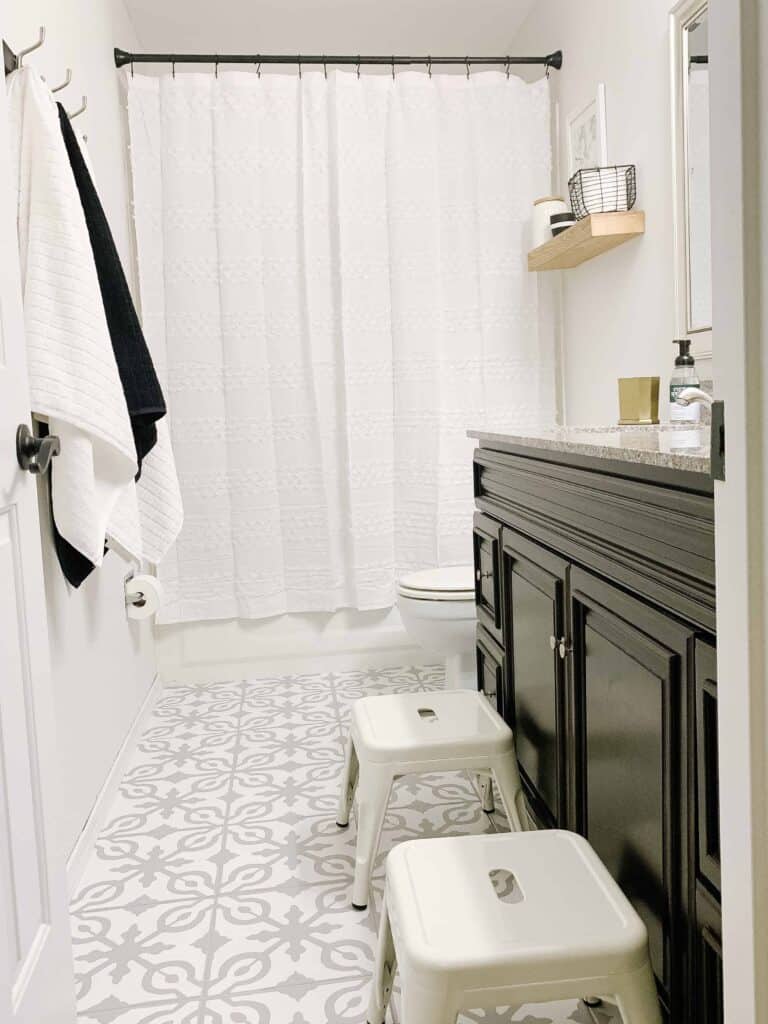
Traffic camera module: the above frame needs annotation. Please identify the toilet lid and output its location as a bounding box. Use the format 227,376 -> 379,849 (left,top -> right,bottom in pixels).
397,565 -> 475,601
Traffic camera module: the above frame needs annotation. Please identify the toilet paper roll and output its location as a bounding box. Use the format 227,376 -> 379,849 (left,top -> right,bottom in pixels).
125,573 -> 164,620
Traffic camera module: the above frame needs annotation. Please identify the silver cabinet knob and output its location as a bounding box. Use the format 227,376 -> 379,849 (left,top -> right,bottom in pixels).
550,635 -> 571,659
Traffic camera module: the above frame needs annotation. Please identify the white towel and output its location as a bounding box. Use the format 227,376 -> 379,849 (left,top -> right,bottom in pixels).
8,68 -> 137,566
108,422 -> 184,565
72,131 -> 184,566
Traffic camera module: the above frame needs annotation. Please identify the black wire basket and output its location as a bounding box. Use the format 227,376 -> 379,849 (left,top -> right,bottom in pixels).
568,165 -> 637,220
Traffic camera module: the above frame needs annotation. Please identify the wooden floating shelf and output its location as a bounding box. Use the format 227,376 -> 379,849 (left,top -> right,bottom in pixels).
528,211 -> 646,271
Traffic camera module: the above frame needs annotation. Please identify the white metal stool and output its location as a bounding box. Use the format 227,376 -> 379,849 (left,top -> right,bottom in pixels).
367,830 -> 662,1024
336,690 -> 528,910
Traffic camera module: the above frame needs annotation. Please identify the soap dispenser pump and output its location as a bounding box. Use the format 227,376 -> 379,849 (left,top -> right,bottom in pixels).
669,339 -> 701,423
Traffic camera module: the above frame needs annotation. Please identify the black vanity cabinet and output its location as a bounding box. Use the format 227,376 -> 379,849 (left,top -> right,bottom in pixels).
472,439 -> 720,1024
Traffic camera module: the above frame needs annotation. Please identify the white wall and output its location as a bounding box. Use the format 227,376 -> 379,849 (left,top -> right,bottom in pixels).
5,1 -> 157,859
510,0 -> 694,425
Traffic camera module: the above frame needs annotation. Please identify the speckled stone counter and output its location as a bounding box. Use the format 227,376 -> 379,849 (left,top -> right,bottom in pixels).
468,424 -> 711,476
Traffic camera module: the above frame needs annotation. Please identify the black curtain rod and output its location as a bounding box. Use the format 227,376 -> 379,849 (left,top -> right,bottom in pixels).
115,47 -> 563,71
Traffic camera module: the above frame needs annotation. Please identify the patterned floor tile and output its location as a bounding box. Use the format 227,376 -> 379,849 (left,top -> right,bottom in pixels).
201,975 -> 374,1024
71,665 -> 619,1024
73,899 -> 211,1012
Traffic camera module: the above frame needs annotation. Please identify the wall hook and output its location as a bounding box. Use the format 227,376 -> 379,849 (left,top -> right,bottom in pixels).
17,26 -> 45,67
51,68 -> 72,93
68,95 -> 87,119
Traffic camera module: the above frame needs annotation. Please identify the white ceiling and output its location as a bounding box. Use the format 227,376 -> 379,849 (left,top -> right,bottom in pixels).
122,0 -> 538,58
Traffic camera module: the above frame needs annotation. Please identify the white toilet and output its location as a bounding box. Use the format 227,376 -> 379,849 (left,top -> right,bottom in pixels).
396,565 -> 477,690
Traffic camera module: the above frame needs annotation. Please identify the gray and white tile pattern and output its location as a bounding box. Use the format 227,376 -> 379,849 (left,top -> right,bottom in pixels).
71,666 -> 620,1023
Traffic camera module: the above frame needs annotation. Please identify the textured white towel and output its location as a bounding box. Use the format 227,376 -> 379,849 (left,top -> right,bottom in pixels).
108,421 -> 184,564
8,68 -> 137,566
71,131 -> 184,566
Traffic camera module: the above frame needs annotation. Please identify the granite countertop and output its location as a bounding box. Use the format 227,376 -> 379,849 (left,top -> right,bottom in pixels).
468,424 -> 711,475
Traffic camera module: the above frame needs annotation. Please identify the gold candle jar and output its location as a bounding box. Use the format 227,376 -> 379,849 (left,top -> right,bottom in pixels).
618,377 -> 660,425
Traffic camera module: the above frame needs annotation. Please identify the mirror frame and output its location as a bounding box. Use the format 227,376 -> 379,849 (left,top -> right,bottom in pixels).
670,0 -> 712,368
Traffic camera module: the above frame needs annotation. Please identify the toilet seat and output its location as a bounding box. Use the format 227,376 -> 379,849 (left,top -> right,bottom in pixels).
397,565 -> 474,602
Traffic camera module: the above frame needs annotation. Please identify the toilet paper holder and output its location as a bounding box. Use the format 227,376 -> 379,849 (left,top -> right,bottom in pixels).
124,572 -> 164,619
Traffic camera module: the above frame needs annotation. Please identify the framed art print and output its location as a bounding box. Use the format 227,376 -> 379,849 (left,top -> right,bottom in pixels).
567,83 -> 608,175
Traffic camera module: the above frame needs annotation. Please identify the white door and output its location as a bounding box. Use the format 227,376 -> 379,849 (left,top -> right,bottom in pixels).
710,0 -> 768,1020
0,42 -> 77,1024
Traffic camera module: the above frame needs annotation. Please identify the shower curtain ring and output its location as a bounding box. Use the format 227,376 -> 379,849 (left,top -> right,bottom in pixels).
466,57 -> 471,79
256,60 -> 261,79
391,55 -> 395,80
427,56 -> 432,78
323,56 -> 327,79
298,59 -> 302,79
356,56 -> 361,79
505,57 -> 510,79
171,60 -> 176,79
131,60 -> 135,78
214,57 -> 219,78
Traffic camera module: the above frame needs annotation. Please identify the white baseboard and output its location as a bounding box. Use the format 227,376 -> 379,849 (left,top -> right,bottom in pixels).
66,673 -> 163,896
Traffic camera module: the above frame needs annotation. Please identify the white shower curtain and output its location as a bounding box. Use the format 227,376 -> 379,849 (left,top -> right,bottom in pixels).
126,69 -> 553,623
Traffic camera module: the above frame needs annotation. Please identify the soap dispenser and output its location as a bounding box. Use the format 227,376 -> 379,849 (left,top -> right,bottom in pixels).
669,339 -> 701,423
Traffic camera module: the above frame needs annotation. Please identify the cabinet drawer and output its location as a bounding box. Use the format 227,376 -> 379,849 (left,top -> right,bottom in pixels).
695,640 -> 720,895
476,626 -> 505,719
473,514 -> 502,643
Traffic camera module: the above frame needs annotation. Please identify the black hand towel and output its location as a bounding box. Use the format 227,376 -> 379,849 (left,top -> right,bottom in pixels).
54,105 -> 167,586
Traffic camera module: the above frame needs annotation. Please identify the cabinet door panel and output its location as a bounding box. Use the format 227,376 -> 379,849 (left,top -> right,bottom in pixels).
502,530 -> 568,828
695,640 -> 720,894
694,884 -> 724,1024
570,569 -> 693,1019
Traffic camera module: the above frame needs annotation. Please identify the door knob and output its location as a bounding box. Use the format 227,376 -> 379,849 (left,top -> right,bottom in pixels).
16,423 -> 60,475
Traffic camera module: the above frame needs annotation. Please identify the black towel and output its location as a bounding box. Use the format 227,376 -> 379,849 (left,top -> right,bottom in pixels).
53,105 -> 167,586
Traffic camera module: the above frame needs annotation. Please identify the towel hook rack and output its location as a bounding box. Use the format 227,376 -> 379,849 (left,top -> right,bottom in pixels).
51,68 -> 72,92
68,95 -> 87,119
17,26 -> 45,67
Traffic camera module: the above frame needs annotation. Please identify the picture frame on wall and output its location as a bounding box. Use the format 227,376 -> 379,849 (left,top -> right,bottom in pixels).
566,83 -> 608,175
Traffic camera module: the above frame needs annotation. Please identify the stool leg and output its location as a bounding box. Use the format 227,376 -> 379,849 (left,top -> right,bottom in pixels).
477,770 -> 495,814
352,764 -> 392,909
489,751 -> 527,832
399,984 -> 457,1023
367,896 -> 397,1024
613,965 -> 663,1024
337,733 -> 360,828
